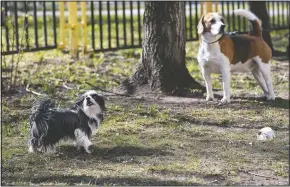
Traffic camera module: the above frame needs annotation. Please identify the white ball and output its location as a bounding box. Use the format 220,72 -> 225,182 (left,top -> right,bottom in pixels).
257,127 -> 275,141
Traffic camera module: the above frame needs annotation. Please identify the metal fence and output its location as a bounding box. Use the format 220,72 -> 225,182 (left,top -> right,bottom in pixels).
1,1 -> 289,55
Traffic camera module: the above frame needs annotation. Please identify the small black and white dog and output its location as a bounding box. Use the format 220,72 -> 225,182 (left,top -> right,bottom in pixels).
28,90 -> 106,154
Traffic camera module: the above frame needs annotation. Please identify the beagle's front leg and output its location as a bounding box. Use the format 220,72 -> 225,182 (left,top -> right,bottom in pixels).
220,65 -> 231,104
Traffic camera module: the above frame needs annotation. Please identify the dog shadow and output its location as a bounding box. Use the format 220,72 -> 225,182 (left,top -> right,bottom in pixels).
5,174 -> 200,186
57,145 -> 169,161
230,96 -> 289,109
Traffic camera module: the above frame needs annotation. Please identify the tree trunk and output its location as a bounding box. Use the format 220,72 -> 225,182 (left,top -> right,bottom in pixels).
248,1 -> 273,51
121,1 -> 203,95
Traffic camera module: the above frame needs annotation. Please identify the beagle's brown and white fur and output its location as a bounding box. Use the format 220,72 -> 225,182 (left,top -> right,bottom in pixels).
197,9 -> 275,104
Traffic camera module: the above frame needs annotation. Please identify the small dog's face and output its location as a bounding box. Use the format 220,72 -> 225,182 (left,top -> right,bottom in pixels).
76,90 -> 105,119
198,12 -> 225,35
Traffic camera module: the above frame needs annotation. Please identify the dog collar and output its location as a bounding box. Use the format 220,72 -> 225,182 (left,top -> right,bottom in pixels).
202,33 -> 225,44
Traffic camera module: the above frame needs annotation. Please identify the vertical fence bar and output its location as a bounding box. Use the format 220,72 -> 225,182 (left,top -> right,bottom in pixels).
221,1 -> 224,16
107,1 -> 111,49
282,1 -> 287,26
91,1 -> 95,50
52,1 -> 57,47
4,2 -> 10,51
115,1 -> 119,48
81,1 -> 88,52
137,1 -> 141,45
33,2 -> 38,48
266,1 -> 270,26
14,2 -> 19,51
122,1 -> 127,46
43,2 -> 48,47
242,1 -> 246,32
24,1 -> 29,49
226,1 -> 230,31
237,1 -> 241,31
277,1 -> 280,28
272,1 -> 275,29
130,1 -> 134,45
189,1 -> 193,40
195,1 -> 198,39
184,2 -> 187,40
99,1 -> 103,49
221,1 -> 225,32
231,1 -> 235,31
287,1 -> 290,28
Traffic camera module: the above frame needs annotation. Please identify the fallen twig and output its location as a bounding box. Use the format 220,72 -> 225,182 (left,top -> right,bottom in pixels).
85,81 -> 131,97
62,82 -> 74,90
239,169 -> 279,180
26,84 -> 46,96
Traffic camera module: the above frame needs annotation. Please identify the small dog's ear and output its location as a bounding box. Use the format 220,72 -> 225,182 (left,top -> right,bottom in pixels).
197,15 -> 205,35
100,94 -> 107,101
74,96 -> 84,107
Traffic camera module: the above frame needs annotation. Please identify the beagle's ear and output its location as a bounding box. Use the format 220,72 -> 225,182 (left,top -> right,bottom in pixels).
197,15 -> 205,35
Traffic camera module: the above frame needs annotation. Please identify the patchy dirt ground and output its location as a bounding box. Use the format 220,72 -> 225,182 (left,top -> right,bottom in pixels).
1,36 -> 289,185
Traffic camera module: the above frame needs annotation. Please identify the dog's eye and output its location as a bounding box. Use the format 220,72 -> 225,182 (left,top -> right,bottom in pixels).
210,19 -> 216,24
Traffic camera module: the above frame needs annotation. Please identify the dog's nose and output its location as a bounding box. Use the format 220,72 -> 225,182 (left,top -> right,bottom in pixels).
86,97 -> 90,101
220,25 -> 225,30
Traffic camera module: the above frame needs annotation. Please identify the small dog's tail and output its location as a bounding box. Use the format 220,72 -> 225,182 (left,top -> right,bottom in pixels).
28,98 -> 55,150
234,9 -> 262,37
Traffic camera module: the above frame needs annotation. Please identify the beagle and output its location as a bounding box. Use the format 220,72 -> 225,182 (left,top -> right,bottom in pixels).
197,9 -> 275,104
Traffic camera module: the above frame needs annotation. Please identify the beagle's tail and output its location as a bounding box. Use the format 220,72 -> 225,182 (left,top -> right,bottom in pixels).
234,9 -> 262,37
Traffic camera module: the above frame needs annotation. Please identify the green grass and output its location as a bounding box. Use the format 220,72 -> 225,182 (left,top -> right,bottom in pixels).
2,34 -> 289,185
1,14 -> 289,185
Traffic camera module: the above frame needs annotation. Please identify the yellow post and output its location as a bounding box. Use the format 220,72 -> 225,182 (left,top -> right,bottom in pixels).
68,2 -> 78,58
200,2 -> 204,15
215,1 -> 218,12
81,2 -> 87,54
206,2 -> 212,13
58,1 -> 65,49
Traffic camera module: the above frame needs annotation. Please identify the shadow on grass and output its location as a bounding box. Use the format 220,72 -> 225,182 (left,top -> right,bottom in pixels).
231,96 -> 289,109
57,145 -> 169,160
2,175 -> 201,186
173,113 -> 288,131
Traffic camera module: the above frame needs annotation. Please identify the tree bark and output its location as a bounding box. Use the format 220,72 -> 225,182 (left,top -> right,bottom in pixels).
248,1 -> 273,51
121,1 -> 203,95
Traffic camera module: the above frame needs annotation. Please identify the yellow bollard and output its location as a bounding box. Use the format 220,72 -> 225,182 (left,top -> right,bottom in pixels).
58,1 -> 65,49
206,2 -> 212,13
200,2 -> 204,15
81,2 -> 87,54
68,2 -> 78,58
215,1 -> 219,12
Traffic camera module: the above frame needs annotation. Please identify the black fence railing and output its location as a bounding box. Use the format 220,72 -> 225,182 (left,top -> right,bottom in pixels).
1,1 -> 289,55
1,1 -> 58,55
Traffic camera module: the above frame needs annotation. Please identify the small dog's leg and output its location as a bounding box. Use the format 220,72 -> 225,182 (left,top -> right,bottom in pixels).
220,67 -> 231,104
46,145 -> 57,154
28,145 -> 35,153
74,129 -> 93,153
252,68 -> 269,97
201,67 -> 215,101
28,138 -> 37,153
